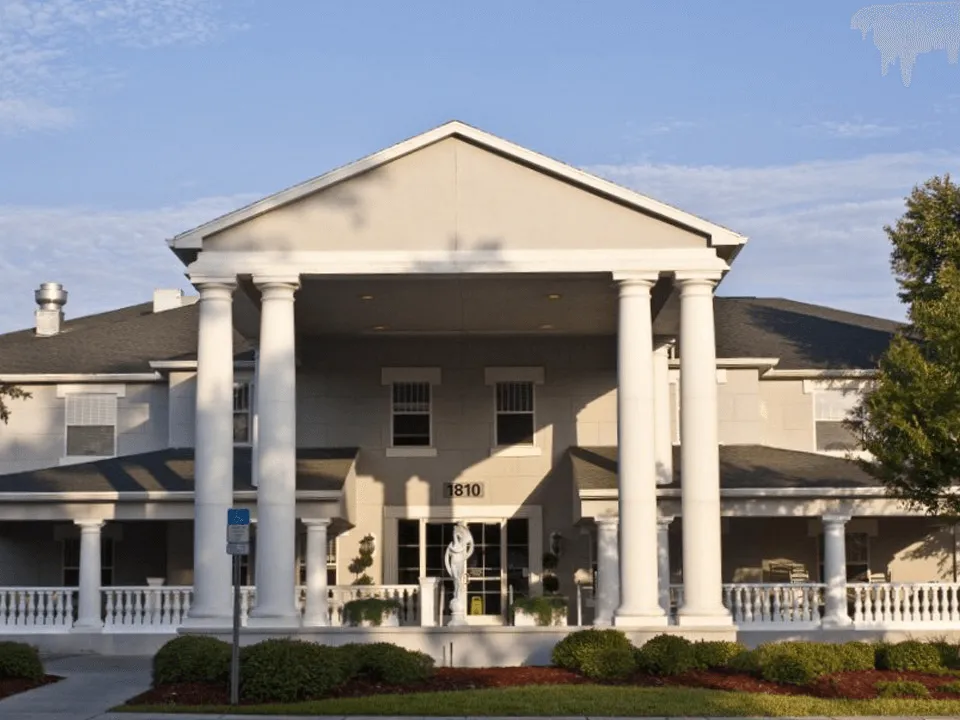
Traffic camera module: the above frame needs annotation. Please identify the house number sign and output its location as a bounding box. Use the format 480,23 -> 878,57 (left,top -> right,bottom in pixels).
443,482 -> 484,499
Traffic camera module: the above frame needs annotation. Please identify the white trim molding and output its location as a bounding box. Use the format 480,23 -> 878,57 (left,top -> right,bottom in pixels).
381,367 -> 442,385
0,374 -> 159,384
385,447 -> 438,458
56,384 -> 126,398
484,367 -> 545,385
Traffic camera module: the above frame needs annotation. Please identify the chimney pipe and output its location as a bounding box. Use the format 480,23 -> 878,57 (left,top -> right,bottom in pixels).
35,282 -> 67,336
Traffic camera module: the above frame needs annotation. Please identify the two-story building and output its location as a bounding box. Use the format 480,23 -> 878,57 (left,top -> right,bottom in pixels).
0,121 -> 954,658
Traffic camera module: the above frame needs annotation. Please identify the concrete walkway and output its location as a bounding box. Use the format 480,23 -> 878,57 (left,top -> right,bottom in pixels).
0,654 -> 151,720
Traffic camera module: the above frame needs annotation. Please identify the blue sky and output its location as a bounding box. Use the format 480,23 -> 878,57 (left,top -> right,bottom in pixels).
1,0 -> 958,331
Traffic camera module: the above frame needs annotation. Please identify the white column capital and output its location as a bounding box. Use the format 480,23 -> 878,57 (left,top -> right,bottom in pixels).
657,514 -> 676,529
253,275 -> 301,291
653,340 -> 674,356
302,518 -> 332,529
192,276 -> 238,294
596,514 -> 619,528
822,514 -> 852,528
674,270 -> 722,287
74,519 -> 104,532
614,272 -> 659,293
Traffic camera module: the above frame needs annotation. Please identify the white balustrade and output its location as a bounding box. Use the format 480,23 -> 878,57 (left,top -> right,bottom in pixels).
851,583 -> 960,627
0,588 -> 75,630
102,587 -> 193,631
325,585 -> 421,626
668,583 -> 824,627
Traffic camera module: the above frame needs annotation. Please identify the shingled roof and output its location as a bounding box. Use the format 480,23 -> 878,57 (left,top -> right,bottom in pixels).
0,447 -> 357,494
0,302 -> 254,374
0,295 -> 901,374
570,445 -> 879,492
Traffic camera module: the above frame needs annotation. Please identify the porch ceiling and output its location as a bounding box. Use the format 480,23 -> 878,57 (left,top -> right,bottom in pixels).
236,273 -> 676,338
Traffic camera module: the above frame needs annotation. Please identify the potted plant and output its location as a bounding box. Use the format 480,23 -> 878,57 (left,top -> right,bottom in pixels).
512,594 -> 568,627
342,597 -> 402,627
348,534 -> 376,585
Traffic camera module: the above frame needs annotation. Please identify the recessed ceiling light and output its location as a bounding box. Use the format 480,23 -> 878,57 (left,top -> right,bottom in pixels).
360,294 -> 374,301
539,324 -> 554,330
372,325 -> 387,331
547,293 -> 562,300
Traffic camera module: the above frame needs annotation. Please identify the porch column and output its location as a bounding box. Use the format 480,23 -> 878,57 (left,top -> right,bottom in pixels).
658,515 -> 674,614
653,342 -> 673,485
73,520 -> 104,630
594,514 -> 620,626
822,514 -> 852,627
301,519 -> 330,627
676,273 -> 731,626
614,275 -> 667,626
186,278 -> 236,626
249,277 -> 301,627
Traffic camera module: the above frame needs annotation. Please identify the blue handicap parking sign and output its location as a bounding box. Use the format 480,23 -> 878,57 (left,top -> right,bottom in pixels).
227,508 -> 250,525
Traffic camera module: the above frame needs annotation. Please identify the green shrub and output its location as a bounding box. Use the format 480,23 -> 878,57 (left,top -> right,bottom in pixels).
932,640 -> 960,669
551,629 -> 633,674
833,641 -> 877,671
512,595 -> 567,626
240,639 -> 346,703
635,634 -> 698,676
753,643 -> 842,686
342,597 -> 401,626
939,679 -> 960,694
693,640 -> 747,670
0,642 -> 43,681
876,641 -> 943,672
728,648 -> 762,675
581,645 -> 637,681
343,642 -> 434,685
152,635 -> 230,686
875,679 -> 930,698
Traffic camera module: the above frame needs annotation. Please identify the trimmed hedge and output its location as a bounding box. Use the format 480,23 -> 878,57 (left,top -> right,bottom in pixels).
876,640 -> 944,672
748,642 -> 875,686
875,679 -> 930,698
635,635 -> 698,676
152,636 -> 231,686
581,645 -> 637,680
693,640 -> 747,670
339,642 -> 434,685
240,638 -> 346,703
552,629 -> 634,674
0,641 -> 43,681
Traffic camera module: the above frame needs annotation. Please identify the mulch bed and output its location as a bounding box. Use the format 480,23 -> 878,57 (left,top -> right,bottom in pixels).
125,666 -> 960,706
0,675 -> 61,701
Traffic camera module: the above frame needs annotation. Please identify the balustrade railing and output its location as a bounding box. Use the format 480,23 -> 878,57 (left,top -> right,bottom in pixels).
0,588 -> 75,629
102,587 -> 193,631
669,583 -> 825,626
851,582 -> 960,626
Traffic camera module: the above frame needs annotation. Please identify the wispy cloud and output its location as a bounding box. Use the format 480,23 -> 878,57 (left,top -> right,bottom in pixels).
0,0 -> 243,134
0,193 -> 258,332
805,120 -> 902,138
589,150 -> 960,320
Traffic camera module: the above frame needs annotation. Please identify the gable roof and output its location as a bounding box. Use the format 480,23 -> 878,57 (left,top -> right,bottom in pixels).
169,120 -> 747,253
570,445 -> 879,492
0,303 -> 254,375
715,297 -> 902,370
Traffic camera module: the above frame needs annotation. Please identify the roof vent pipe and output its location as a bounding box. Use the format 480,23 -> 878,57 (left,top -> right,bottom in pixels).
35,282 -> 67,336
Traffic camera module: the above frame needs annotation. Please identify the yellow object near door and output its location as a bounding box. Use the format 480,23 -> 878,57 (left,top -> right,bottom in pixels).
470,596 -> 483,615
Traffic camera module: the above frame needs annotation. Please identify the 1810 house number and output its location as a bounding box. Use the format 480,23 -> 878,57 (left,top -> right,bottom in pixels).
443,482 -> 484,498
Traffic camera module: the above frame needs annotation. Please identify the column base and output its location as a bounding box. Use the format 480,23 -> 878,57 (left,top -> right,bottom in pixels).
822,615 -> 853,629
180,612 -> 234,630
246,612 -> 302,629
676,606 -> 733,627
71,621 -> 103,632
614,610 -> 668,628
301,614 -> 330,628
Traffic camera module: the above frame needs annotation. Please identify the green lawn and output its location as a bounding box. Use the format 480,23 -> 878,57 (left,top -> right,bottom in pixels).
117,684 -> 960,716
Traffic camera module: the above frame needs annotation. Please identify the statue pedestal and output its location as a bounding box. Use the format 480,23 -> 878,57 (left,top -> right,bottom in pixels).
447,598 -> 468,626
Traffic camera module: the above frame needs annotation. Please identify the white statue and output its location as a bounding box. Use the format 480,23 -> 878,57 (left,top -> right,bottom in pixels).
444,522 -> 474,626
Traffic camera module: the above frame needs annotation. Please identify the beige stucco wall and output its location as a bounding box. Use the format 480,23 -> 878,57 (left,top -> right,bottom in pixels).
759,378 -> 814,451
717,369 -> 762,445
205,137 -> 708,254
0,382 -> 169,475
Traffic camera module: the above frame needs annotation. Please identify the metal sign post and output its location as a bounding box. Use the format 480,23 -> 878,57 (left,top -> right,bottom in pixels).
226,508 -> 250,706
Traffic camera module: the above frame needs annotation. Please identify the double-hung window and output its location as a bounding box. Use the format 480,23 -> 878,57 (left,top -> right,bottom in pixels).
65,394 -> 117,459
813,388 -> 860,453
495,381 -> 535,446
234,382 -> 253,445
392,382 -> 431,447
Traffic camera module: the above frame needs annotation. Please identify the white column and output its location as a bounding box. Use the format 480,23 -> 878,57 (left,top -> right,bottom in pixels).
676,273 -> 731,626
249,277 -> 301,627
251,346 -> 260,488
73,520 -> 104,630
658,515 -> 674,614
614,275 -> 666,626
822,514 -> 852,627
653,342 -> 673,485
594,515 -> 620,626
419,577 -> 439,627
301,519 -> 330,627
186,278 -> 236,626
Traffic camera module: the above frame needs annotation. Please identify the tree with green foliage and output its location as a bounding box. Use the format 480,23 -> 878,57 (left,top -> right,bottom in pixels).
848,174 -> 960,515
0,384 -> 30,424
348,534 -> 376,585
